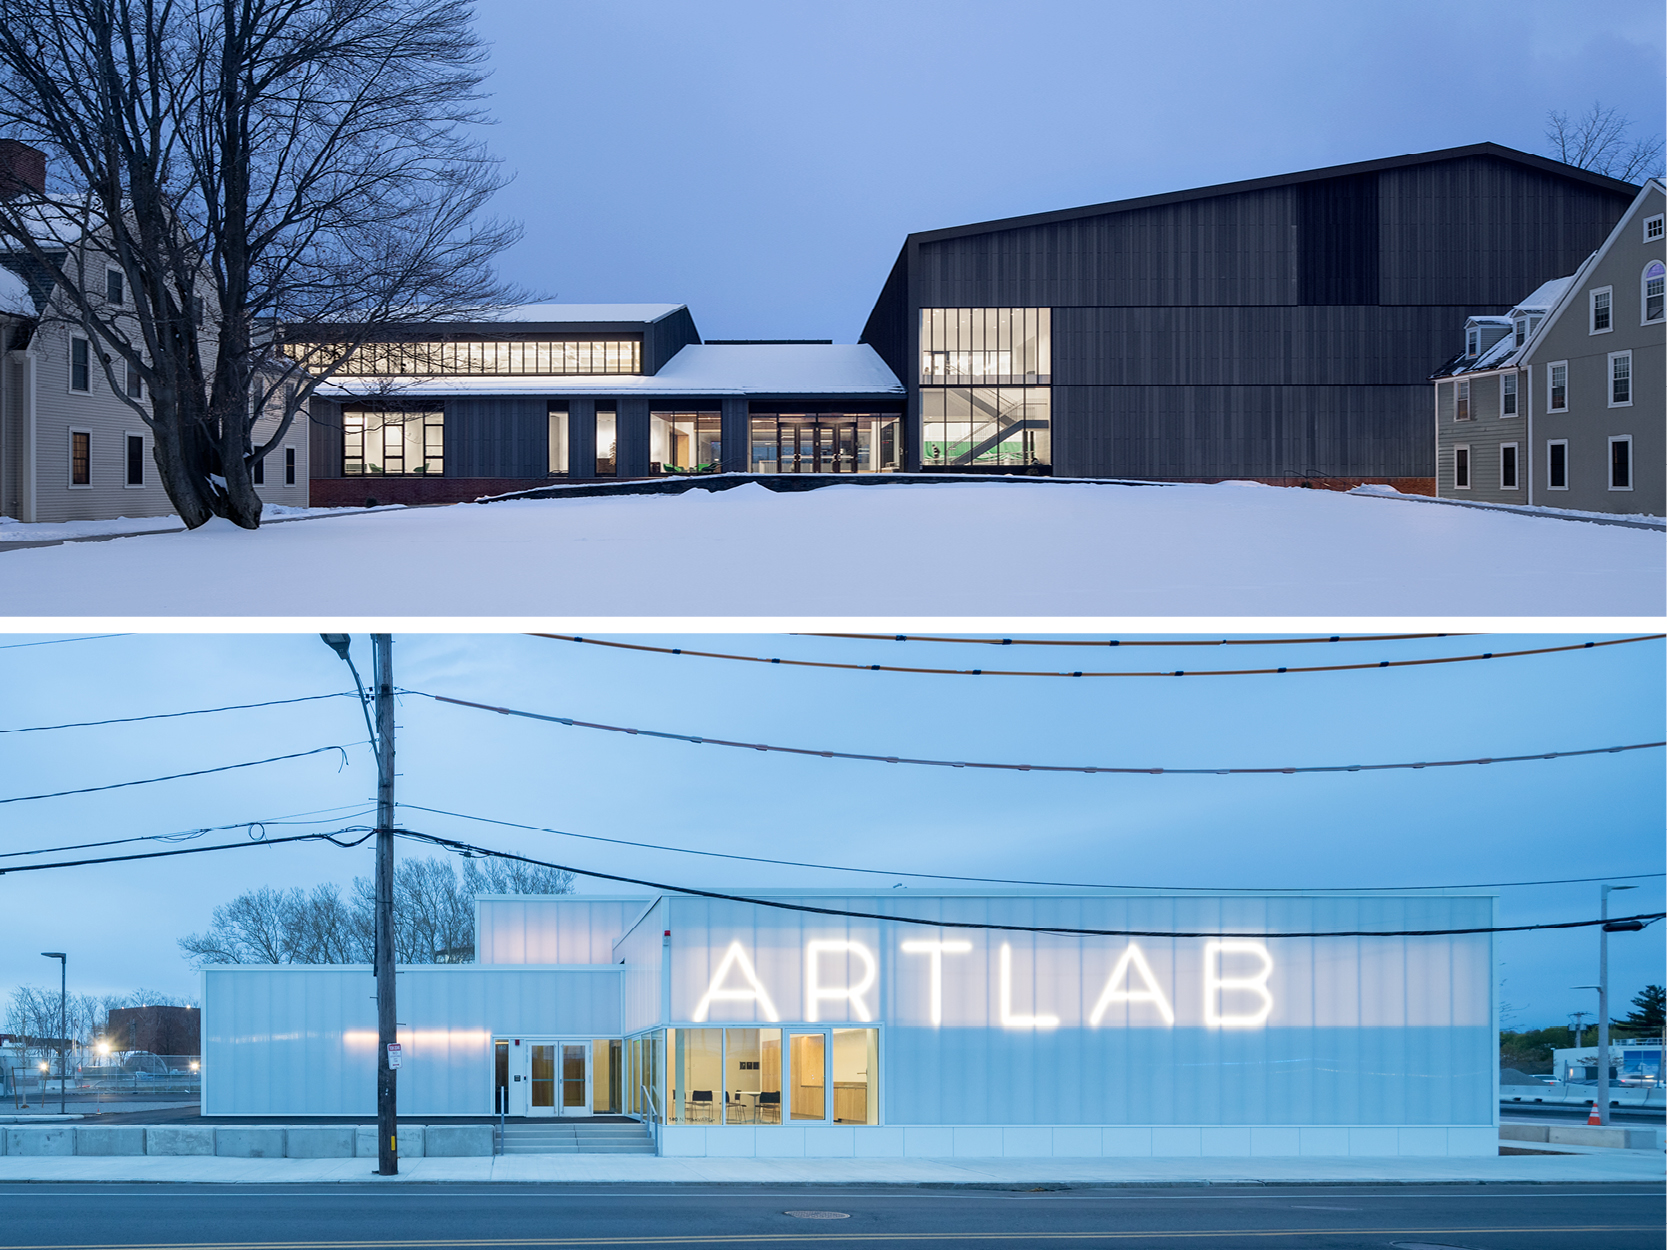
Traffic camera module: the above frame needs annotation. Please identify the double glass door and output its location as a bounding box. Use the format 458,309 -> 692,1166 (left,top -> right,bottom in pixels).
497,1038 -> 593,1117
779,420 -> 857,473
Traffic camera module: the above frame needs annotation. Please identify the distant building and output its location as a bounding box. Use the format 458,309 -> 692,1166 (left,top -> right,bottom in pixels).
1551,1039 -> 1662,1084
1432,179 -> 1664,514
104,1005 -> 200,1056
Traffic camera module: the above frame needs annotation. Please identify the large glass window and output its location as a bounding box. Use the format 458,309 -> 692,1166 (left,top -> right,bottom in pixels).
919,308 -> 1050,384
650,411 -> 721,473
343,408 -> 444,475
788,1032 -> 825,1121
748,413 -> 901,474
595,407 -> 617,476
548,403 -> 569,476
670,1027 -> 722,1123
723,1029 -> 781,1124
832,1028 -> 878,1125
288,338 -> 642,376
920,386 -> 1050,468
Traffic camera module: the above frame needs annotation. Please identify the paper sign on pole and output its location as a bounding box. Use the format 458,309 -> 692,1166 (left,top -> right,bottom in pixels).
387,1043 -> 402,1069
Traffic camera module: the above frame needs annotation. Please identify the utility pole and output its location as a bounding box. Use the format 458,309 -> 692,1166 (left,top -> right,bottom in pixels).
373,634 -> 398,1175
40,952 -> 65,1113
1595,883 -> 1637,1127
321,633 -> 399,1176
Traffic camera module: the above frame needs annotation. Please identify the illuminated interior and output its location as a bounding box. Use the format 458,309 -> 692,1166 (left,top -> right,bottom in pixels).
649,411 -> 721,473
287,337 -> 642,376
748,414 -> 902,473
342,408 -> 444,475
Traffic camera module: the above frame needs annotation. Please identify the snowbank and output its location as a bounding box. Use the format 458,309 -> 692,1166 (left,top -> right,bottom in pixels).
0,480 -> 1659,616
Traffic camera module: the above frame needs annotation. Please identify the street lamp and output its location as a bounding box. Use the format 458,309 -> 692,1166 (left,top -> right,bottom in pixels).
1595,884 -> 1637,1126
40,952 -> 65,1114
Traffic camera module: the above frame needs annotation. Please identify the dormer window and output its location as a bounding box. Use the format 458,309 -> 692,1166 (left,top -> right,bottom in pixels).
1464,327 -> 1479,358
1513,316 -> 1527,347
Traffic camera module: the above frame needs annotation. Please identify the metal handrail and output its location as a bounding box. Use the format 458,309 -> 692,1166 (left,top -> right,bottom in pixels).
640,1083 -> 660,1152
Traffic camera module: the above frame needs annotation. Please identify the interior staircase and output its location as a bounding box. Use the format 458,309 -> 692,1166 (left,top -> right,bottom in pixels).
497,1117 -> 656,1155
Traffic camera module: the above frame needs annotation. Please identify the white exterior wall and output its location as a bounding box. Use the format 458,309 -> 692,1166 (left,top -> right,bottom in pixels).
615,898 -> 668,1036
477,895 -> 651,965
201,964 -> 622,1117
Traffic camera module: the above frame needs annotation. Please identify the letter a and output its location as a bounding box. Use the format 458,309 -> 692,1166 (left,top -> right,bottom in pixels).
1088,943 -> 1175,1026
692,940 -> 780,1022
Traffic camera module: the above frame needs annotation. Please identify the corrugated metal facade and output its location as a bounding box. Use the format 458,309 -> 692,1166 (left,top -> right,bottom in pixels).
861,145 -> 1637,482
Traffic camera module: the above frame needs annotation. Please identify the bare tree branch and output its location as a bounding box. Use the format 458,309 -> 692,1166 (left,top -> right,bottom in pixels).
1545,101 -> 1666,182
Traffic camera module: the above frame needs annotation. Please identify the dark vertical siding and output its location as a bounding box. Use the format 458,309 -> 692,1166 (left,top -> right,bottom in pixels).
444,397 -> 548,478
308,397 -> 343,478
859,250 -> 910,383
721,396 -> 749,472
616,396 -> 650,477
643,307 -> 701,375
567,396 -> 596,476
1299,174 -> 1379,305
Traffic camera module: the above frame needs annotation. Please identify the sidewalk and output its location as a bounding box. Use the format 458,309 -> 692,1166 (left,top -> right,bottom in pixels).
0,1151 -> 1658,1186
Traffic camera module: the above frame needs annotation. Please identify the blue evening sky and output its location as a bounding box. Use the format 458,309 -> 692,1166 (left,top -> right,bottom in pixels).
0,631 -> 1660,1031
471,0 -> 1666,339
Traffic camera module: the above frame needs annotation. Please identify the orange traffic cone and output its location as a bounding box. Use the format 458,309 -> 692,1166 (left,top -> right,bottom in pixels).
1586,1101 -> 1602,1125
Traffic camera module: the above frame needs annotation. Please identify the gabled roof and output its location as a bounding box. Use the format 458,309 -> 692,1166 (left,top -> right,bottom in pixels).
904,143 -> 1640,246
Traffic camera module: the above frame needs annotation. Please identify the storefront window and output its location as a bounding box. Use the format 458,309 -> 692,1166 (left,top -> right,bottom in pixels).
832,1029 -> 878,1125
595,408 -> 617,476
920,386 -> 1050,468
342,408 -> 444,475
919,308 -> 1050,385
748,414 -> 902,473
548,403 -> 569,476
723,1029 -> 781,1124
650,411 -> 721,473
670,1027 -> 723,1123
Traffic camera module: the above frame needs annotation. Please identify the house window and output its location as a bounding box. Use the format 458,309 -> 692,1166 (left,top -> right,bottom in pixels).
1547,440 -> 1568,490
125,434 -> 144,486
1455,379 -> 1470,420
1453,444 -> 1470,490
251,452 -> 265,484
1464,327 -> 1479,358
1500,373 -> 1517,417
1590,286 -> 1612,333
71,431 -> 90,485
1609,352 -> 1631,406
1547,362 -> 1567,411
126,360 -> 142,398
1643,261 -> 1665,324
1499,442 -> 1519,490
342,407 -> 444,476
1609,436 -> 1632,491
106,268 -> 124,305
548,402 -> 569,476
284,447 -> 296,486
1645,214 -> 1664,241
595,407 -> 617,476
71,336 -> 90,390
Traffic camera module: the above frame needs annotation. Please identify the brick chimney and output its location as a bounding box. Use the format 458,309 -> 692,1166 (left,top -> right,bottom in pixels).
0,140 -> 46,198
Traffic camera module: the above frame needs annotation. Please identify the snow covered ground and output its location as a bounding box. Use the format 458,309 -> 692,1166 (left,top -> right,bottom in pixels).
0,502 -> 389,543
0,480 -> 1660,617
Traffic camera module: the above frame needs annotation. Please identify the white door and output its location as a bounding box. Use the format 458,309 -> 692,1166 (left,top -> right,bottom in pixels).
528,1042 -> 557,1118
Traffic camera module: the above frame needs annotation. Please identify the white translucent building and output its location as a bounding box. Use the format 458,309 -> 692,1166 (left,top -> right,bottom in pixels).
201,889 -> 1500,1157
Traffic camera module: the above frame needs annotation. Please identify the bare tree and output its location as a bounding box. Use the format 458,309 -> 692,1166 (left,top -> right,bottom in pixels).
179,853 -> 572,965
0,0 -> 521,529
1545,102 -> 1665,182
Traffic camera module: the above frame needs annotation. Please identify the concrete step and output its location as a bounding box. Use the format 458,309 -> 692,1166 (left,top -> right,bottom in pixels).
496,1120 -> 655,1155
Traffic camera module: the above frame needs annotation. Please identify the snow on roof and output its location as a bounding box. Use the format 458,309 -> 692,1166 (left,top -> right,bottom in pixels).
482,302 -> 685,324
0,264 -> 34,315
317,343 -> 904,399
1511,276 -> 1572,314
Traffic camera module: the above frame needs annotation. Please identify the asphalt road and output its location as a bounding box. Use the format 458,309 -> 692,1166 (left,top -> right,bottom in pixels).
0,1182 -> 1661,1249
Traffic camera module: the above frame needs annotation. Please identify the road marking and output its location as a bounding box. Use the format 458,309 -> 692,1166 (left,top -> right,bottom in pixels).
0,1228 -> 1654,1247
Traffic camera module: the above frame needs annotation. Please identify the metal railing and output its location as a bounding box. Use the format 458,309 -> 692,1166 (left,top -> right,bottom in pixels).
6,1054 -> 201,1110
640,1084 -> 660,1153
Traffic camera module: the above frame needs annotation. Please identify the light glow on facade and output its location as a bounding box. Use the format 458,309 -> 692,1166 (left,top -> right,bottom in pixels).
899,939 -> 972,1026
1203,941 -> 1275,1027
998,943 -> 1060,1029
1089,943 -> 1175,1026
692,940 -> 781,1022
805,940 -> 877,1021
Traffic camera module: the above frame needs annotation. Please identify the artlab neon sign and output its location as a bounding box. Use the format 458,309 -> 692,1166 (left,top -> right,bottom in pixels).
689,938 -> 1276,1029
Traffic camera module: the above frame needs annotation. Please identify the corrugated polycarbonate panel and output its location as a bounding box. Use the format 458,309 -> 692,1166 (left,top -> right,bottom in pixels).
660,893 -> 1493,1128
477,896 -> 650,965
205,966 -> 625,1116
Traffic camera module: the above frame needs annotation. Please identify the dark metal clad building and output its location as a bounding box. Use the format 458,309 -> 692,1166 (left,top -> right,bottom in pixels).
860,143 -> 1639,490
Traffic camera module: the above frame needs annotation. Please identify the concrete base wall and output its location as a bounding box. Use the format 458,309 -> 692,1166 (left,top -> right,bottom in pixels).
656,1124 -> 1500,1159
0,1124 -> 482,1158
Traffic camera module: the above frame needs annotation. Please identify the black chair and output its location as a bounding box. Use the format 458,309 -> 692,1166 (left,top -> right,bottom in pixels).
690,1089 -> 714,1122
757,1090 -> 781,1124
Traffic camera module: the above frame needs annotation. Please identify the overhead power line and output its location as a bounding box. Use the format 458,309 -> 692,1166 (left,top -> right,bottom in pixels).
0,634 -> 129,651
529,633 -> 1661,679
397,827 -> 1667,940
0,744 -> 359,806
0,691 -> 358,734
0,828 -> 373,876
395,802 -> 1667,895
804,633 -> 1458,647
0,807 -> 380,861
411,689 -> 1665,777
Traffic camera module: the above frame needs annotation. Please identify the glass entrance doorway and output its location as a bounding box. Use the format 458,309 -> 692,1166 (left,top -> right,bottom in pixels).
780,419 -> 854,473
749,414 -> 900,474
496,1038 -> 622,1117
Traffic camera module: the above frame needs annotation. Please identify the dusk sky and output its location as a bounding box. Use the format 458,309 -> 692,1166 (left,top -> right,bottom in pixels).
471,0 -> 1666,339
1,631 -> 1660,1032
